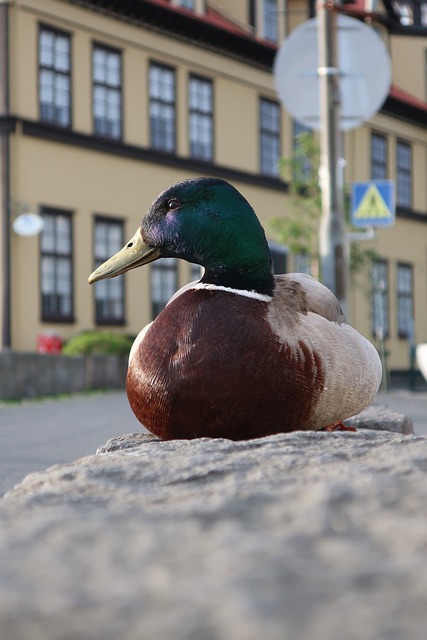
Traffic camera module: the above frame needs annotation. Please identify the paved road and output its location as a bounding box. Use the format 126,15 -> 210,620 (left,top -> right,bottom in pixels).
1,389 -> 426,496
0,391 -> 142,496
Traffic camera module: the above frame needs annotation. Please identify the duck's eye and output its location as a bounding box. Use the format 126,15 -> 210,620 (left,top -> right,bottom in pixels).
167,198 -> 180,211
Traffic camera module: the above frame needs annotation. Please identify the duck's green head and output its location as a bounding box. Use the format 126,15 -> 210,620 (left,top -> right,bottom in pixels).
89,178 -> 274,295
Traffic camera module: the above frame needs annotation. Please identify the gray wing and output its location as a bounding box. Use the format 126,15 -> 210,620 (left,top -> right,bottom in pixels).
274,273 -> 347,324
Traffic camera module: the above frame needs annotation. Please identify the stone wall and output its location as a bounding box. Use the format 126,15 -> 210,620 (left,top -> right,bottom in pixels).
1,408 -> 426,640
0,353 -> 127,400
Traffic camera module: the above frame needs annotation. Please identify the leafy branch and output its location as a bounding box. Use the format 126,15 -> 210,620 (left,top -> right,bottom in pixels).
270,131 -> 378,284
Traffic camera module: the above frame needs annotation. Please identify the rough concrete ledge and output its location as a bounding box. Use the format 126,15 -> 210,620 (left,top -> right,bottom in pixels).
1,406 -> 426,640
344,403 -> 414,434
0,352 -> 127,400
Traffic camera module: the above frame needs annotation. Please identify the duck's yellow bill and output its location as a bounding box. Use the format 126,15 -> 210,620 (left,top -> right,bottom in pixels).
88,228 -> 161,284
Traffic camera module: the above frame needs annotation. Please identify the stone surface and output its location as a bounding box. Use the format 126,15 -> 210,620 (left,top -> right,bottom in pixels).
1,407 -> 426,639
344,403 -> 414,434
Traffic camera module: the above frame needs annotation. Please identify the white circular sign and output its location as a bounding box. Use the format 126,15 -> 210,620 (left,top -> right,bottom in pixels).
416,344 -> 427,382
13,213 -> 45,237
274,15 -> 392,131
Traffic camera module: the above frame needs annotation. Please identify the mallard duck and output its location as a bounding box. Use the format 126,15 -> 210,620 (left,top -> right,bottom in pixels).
89,177 -> 382,440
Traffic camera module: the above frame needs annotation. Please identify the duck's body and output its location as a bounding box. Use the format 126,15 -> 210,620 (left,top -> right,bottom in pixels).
89,177 -> 382,440
127,274 -> 380,439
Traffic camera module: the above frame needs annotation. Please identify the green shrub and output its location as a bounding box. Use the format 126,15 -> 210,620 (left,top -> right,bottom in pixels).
62,331 -> 135,357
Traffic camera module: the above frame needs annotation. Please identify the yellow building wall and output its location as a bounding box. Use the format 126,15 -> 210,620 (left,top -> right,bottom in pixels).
390,35 -> 427,102
209,0 -> 250,30
346,105 -> 427,371
349,216 -> 427,370
4,0 -> 427,379
10,131 -> 291,351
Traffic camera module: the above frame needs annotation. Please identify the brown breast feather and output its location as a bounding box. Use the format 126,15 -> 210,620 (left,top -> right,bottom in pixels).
126,288 -> 326,440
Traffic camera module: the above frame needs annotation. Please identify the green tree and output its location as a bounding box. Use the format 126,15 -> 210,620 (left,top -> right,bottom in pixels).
270,131 -> 321,278
270,131 -> 378,286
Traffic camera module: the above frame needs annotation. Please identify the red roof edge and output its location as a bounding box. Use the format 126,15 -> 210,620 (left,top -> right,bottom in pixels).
389,85 -> 427,113
146,0 -> 251,37
145,0 -> 277,47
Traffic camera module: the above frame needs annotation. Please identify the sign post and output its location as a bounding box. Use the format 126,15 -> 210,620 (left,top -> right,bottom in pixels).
274,11 -> 392,314
317,3 -> 347,310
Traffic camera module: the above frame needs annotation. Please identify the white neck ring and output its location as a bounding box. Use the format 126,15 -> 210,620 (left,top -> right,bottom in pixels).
191,282 -> 272,303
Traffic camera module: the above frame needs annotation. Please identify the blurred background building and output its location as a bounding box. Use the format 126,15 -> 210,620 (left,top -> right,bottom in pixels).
0,0 -> 426,386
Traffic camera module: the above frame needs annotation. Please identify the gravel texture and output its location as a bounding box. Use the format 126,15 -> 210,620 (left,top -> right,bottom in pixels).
0,406 -> 426,640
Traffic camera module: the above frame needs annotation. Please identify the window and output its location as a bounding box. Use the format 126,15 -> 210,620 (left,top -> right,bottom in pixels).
151,259 -> 178,318
396,141 -> 412,207
392,1 -> 427,25
40,209 -> 73,322
260,98 -> 281,177
263,0 -> 278,42
178,0 -> 195,8
150,63 -> 176,153
372,260 -> 389,339
397,263 -> 414,339
392,1 -> 414,24
269,243 -> 287,274
93,44 -> 122,139
93,218 -> 125,324
189,75 -> 213,161
249,0 -> 256,28
294,252 -> 311,275
190,263 -> 203,282
39,25 -> 71,126
371,132 -> 388,180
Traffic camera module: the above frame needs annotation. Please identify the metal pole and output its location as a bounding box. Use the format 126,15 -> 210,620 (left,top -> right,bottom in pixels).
1,136 -> 11,351
0,3 -> 11,350
375,282 -> 388,392
317,1 -> 348,314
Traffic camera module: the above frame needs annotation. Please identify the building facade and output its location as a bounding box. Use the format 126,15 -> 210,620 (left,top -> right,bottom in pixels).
0,0 -> 426,385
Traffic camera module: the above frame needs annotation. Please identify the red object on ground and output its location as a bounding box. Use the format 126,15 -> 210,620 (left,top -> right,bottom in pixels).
36,333 -> 63,354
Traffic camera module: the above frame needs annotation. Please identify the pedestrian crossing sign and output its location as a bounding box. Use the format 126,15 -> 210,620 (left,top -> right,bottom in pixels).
351,180 -> 395,228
